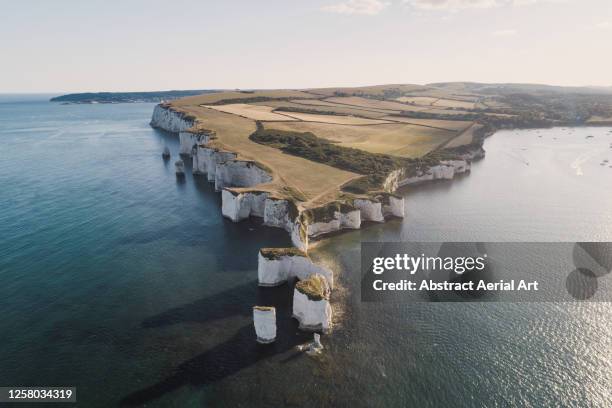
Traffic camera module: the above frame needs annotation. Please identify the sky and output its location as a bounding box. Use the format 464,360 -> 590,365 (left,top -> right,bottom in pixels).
1,0 -> 611,93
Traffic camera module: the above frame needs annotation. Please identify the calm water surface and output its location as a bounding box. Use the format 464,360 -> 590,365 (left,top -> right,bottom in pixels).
0,97 -> 610,407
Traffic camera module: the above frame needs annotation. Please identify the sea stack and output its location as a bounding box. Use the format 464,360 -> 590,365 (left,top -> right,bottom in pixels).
162,146 -> 170,159
253,306 -> 276,344
292,273 -> 332,333
175,159 -> 185,175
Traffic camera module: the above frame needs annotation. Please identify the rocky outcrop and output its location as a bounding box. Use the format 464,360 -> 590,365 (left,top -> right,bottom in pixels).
292,274 -> 332,333
253,306 -> 276,344
150,105 -> 194,133
215,160 -> 272,191
179,130 -> 211,156
258,248 -> 333,288
175,159 -> 185,174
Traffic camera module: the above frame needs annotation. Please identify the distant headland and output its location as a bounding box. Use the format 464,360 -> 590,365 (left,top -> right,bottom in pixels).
49,90 -> 218,104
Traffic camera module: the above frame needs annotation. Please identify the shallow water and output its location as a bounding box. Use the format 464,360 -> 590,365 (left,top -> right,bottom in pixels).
1,98 -> 610,407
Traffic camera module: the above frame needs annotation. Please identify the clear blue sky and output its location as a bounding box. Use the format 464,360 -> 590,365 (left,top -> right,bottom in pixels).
2,0 -> 611,92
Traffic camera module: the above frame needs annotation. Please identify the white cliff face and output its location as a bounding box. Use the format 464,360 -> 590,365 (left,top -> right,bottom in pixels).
382,195 -> 405,218
307,210 -> 361,238
263,198 -> 292,229
398,159 -> 471,187
258,251 -> 333,289
253,307 -> 276,344
150,105 -> 194,133
192,146 -> 238,180
221,190 -> 269,222
179,131 -> 210,156
292,274 -> 332,333
354,199 -> 385,222
215,160 -> 273,191
382,168 -> 406,192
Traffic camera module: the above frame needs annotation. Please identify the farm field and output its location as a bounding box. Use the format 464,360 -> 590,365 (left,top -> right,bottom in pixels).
432,98 -> 476,109
277,111 -> 393,125
250,100 -> 391,118
395,96 -> 438,105
177,105 -> 359,200
325,96 -> 431,112
262,120 -> 457,158
203,103 -> 297,121
171,89 -> 313,106
161,83 -> 579,206
380,116 -> 473,131
444,123 -> 484,148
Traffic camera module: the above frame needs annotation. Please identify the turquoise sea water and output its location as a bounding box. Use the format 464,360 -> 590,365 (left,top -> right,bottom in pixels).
1,96 -> 611,407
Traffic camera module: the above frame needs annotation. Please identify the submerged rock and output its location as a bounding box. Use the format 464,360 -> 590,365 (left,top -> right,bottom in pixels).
175,159 -> 185,175
162,147 -> 171,159
253,306 -> 276,344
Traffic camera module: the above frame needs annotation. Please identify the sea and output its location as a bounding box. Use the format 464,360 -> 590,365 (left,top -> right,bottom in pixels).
0,95 -> 610,407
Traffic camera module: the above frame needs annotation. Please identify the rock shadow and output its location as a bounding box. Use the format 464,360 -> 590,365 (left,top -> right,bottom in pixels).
124,282 -> 310,406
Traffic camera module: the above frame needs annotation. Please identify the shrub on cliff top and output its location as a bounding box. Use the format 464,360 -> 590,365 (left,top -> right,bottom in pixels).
249,125 -> 411,177
295,274 -> 330,301
302,201 -> 356,224
260,247 -> 307,260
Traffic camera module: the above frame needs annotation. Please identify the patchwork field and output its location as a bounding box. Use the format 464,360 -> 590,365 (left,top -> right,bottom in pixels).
161,84 -> 524,205
444,123 -> 484,148
380,116 -> 473,131
203,103 -> 297,121
277,111 -> 392,125
262,121 -> 457,158
326,96 -> 431,112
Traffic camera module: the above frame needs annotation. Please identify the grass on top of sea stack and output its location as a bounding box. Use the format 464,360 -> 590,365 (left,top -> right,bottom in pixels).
260,247 -> 307,260
295,274 -> 330,301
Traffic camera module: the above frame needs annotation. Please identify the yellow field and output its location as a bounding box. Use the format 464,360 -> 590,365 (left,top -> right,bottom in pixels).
432,98 -> 476,109
250,100 -> 391,118
203,103 -> 296,121
586,116 -> 612,125
176,106 -> 359,200
444,123 -> 483,148
326,96 -> 430,112
262,121 -> 456,158
307,84 -> 429,97
395,96 -> 438,105
165,85 -> 492,204
380,116 -> 473,131
171,89 -> 314,107
277,111 -> 393,125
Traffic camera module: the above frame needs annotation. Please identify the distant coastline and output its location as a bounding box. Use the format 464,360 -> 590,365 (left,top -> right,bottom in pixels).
50,90 -> 220,104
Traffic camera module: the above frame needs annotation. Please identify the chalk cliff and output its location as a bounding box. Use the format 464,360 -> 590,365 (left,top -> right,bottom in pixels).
258,248 -> 333,288
398,159 -> 471,187
150,105 -> 194,133
253,306 -> 276,344
292,274 -> 332,333
179,130 -> 211,156
215,160 -> 273,191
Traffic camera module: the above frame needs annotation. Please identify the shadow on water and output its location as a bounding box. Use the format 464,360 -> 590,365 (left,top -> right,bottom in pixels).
122,282 -> 311,406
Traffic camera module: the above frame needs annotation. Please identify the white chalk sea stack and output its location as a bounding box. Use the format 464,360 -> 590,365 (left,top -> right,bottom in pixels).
253,306 -> 276,344
292,273 -> 332,333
